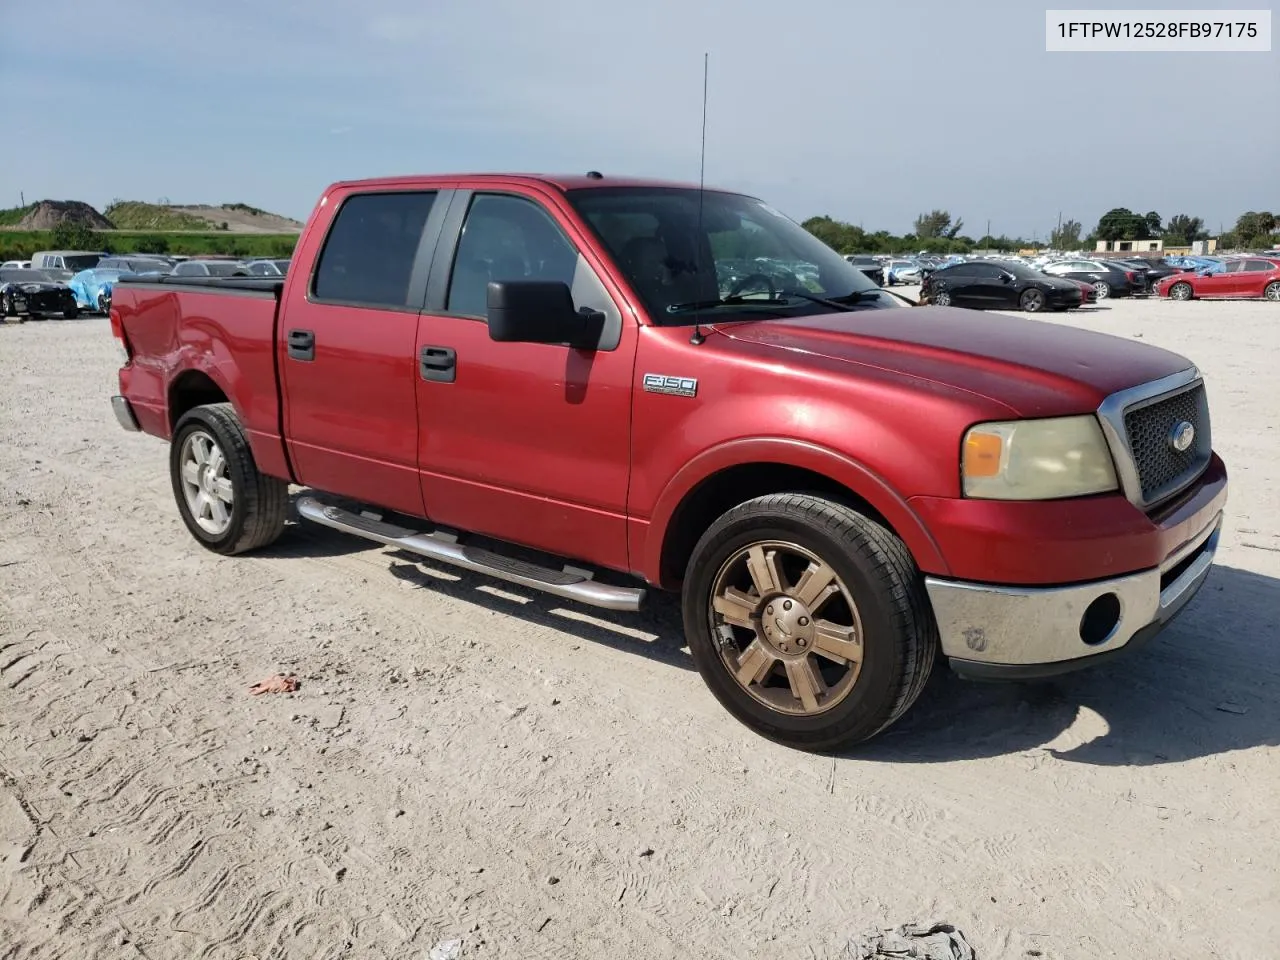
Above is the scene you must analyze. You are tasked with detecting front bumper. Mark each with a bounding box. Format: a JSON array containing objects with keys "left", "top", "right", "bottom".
[{"left": 928, "top": 511, "right": 1222, "bottom": 680}]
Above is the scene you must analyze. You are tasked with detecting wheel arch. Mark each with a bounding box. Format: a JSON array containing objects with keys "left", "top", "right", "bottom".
[
  {"left": 646, "top": 438, "right": 948, "bottom": 590},
  {"left": 167, "top": 369, "right": 231, "bottom": 433}
]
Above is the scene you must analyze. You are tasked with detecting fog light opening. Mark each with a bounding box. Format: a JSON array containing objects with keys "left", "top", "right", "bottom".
[{"left": 1080, "top": 593, "right": 1122, "bottom": 646}]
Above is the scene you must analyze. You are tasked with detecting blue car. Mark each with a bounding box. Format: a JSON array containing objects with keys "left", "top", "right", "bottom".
[{"left": 67, "top": 268, "right": 126, "bottom": 313}]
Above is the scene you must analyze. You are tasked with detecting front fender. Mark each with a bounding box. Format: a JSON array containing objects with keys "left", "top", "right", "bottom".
[{"left": 638, "top": 436, "right": 949, "bottom": 583}]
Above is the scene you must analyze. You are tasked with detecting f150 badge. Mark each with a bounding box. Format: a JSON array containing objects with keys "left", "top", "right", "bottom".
[{"left": 643, "top": 373, "right": 698, "bottom": 398}]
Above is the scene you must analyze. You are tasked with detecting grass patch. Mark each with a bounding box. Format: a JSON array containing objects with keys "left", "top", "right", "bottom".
[{"left": 0, "top": 230, "right": 298, "bottom": 262}]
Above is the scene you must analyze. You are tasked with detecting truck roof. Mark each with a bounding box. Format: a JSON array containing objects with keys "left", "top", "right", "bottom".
[{"left": 323, "top": 172, "right": 734, "bottom": 195}]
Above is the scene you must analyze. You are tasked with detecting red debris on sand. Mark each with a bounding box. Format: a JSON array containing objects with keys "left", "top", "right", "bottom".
[{"left": 249, "top": 674, "right": 300, "bottom": 695}]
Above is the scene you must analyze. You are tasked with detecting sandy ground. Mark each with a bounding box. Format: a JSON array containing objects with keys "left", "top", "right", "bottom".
[{"left": 1, "top": 294, "right": 1277, "bottom": 960}]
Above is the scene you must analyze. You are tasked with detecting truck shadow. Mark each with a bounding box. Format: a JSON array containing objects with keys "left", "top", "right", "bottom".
[
  {"left": 384, "top": 552, "right": 694, "bottom": 673},
  {"left": 259, "top": 509, "right": 1276, "bottom": 765},
  {"left": 858, "top": 563, "right": 1279, "bottom": 767}
]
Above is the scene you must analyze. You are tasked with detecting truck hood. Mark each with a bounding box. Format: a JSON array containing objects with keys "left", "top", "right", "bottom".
[{"left": 710, "top": 304, "right": 1194, "bottom": 417}]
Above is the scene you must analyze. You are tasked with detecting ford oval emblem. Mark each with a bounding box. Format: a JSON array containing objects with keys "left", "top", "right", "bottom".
[{"left": 1169, "top": 420, "right": 1195, "bottom": 453}]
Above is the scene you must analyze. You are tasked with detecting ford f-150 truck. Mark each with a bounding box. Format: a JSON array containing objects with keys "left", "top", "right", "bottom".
[{"left": 109, "top": 173, "right": 1227, "bottom": 751}]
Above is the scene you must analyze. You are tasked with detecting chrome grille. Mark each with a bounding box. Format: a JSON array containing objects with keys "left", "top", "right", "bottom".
[{"left": 1121, "top": 382, "right": 1212, "bottom": 505}]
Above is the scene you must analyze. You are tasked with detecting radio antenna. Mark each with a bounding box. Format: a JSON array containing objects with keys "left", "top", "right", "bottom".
[{"left": 690, "top": 52, "right": 709, "bottom": 346}]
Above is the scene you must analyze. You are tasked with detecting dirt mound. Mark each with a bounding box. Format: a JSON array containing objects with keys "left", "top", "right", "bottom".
[{"left": 18, "top": 200, "right": 114, "bottom": 231}]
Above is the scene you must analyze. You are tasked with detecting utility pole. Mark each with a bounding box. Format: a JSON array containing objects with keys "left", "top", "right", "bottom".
[{"left": 20, "top": 191, "right": 24, "bottom": 206}]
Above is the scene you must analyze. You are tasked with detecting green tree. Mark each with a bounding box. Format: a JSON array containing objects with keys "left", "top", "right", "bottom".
[
  {"left": 1143, "top": 211, "right": 1163, "bottom": 235},
  {"left": 913, "top": 210, "right": 963, "bottom": 240},
  {"left": 50, "top": 220, "right": 96, "bottom": 250},
  {"left": 1049, "top": 219, "right": 1083, "bottom": 250},
  {"left": 1234, "top": 211, "right": 1276, "bottom": 248},
  {"left": 134, "top": 235, "right": 171, "bottom": 254},
  {"left": 1163, "top": 213, "right": 1206, "bottom": 246},
  {"left": 1094, "top": 207, "right": 1151, "bottom": 242}
]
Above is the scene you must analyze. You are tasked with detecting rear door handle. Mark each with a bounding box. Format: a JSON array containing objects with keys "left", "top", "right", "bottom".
[
  {"left": 287, "top": 328, "right": 315, "bottom": 361},
  {"left": 420, "top": 345, "right": 456, "bottom": 383}
]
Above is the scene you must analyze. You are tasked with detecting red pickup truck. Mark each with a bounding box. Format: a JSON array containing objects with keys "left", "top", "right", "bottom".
[{"left": 109, "top": 173, "right": 1227, "bottom": 750}]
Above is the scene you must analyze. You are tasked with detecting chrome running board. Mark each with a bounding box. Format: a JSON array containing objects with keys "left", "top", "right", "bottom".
[{"left": 295, "top": 496, "right": 646, "bottom": 612}]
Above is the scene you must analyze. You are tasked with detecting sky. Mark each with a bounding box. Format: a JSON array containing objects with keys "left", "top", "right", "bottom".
[{"left": 3, "top": 0, "right": 1277, "bottom": 239}]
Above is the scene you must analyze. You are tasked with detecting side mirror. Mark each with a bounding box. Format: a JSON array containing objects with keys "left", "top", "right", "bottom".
[{"left": 486, "top": 280, "right": 602, "bottom": 350}]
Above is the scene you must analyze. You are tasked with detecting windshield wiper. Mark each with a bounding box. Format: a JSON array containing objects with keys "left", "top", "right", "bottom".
[
  {"left": 779, "top": 289, "right": 880, "bottom": 310},
  {"left": 665, "top": 295, "right": 794, "bottom": 314}
]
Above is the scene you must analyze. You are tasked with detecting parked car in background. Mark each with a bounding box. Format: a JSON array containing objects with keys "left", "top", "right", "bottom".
[
  {"left": 171, "top": 259, "right": 249, "bottom": 278},
  {"left": 98, "top": 255, "right": 175, "bottom": 274},
  {"left": 28, "top": 250, "right": 108, "bottom": 280},
  {"left": 68, "top": 268, "right": 127, "bottom": 313},
  {"left": 1040, "top": 258, "right": 1139, "bottom": 299},
  {"left": 243, "top": 258, "right": 292, "bottom": 277},
  {"left": 920, "top": 260, "right": 1083, "bottom": 312},
  {"left": 1, "top": 260, "right": 32, "bottom": 270},
  {"left": 1157, "top": 258, "right": 1280, "bottom": 301},
  {"left": 1118, "top": 257, "right": 1188, "bottom": 287},
  {"left": 884, "top": 259, "right": 921, "bottom": 285},
  {"left": 0, "top": 267, "right": 80, "bottom": 320},
  {"left": 843, "top": 254, "right": 884, "bottom": 285}
]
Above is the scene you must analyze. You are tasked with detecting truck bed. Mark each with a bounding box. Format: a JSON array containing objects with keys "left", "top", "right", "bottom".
[{"left": 113, "top": 274, "right": 293, "bottom": 481}]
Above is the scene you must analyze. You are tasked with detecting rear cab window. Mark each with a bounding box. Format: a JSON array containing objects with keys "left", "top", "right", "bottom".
[{"left": 311, "top": 191, "right": 438, "bottom": 309}]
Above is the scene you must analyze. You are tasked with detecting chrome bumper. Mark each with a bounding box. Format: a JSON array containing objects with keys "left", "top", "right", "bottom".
[
  {"left": 926, "top": 513, "right": 1222, "bottom": 680},
  {"left": 111, "top": 395, "right": 140, "bottom": 432}
]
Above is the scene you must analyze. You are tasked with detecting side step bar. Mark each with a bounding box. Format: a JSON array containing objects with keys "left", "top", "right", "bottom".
[{"left": 295, "top": 496, "right": 646, "bottom": 612}]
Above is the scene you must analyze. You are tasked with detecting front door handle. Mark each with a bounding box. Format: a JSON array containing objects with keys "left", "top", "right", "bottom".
[
  {"left": 287, "top": 328, "right": 315, "bottom": 361},
  {"left": 420, "top": 345, "right": 456, "bottom": 383}
]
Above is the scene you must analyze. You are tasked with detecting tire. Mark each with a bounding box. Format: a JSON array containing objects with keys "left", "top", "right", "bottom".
[
  {"left": 62, "top": 307, "right": 79, "bottom": 320},
  {"left": 97, "top": 294, "right": 108, "bottom": 314},
  {"left": 1169, "top": 281, "right": 1193, "bottom": 301},
  {"left": 1093, "top": 280, "right": 1111, "bottom": 299},
  {"left": 932, "top": 289, "right": 952, "bottom": 307},
  {"left": 169, "top": 402, "right": 288, "bottom": 555},
  {"left": 1263, "top": 281, "right": 1280, "bottom": 302},
  {"left": 681, "top": 493, "right": 938, "bottom": 752},
  {"left": 1019, "top": 288, "right": 1046, "bottom": 312}
]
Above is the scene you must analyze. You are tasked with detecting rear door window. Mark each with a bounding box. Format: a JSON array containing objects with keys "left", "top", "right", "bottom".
[{"left": 312, "top": 191, "right": 437, "bottom": 308}]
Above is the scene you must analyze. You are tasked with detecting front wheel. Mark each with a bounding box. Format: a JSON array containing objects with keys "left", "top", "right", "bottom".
[
  {"left": 682, "top": 493, "right": 938, "bottom": 752},
  {"left": 932, "top": 289, "right": 952, "bottom": 307},
  {"left": 1019, "top": 288, "right": 1046, "bottom": 312},
  {"left": 1169, "top": 281, "right": 1193, "bottom": 301},
  {"left": 169, "top": 402, "right": 289, "bottom": 555},
  {"left": 61, "top": 307, "right": 79, "bottom": 320}
]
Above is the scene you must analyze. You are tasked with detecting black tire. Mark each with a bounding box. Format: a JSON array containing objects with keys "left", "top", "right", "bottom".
[
  {"left": 681, "top": 493, "right": 938, "bottom": 752},
  {"left": 169, "top": 402, "right": 288, "bottom": 555},
  {"left": 1019, "top": 288, "right": 1046, "bottom": 312},
  {"left": 62, "top": 307, "right": 79, "bottom": 320}
]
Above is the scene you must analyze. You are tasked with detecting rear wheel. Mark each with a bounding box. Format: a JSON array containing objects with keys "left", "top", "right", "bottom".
[
  {"left": 1263, "top": 281, "right": 1280, "bottom": 302},
  {"left": 1170, "top": 281, "right": 1193, "bottom": 301},
  {"left": 681, "top": 493, "right": 938, "bottom": 752},
  {"left": 169, "top": 402, "right": 288, "bottom": 555},
  {"left": 1093, "top": 280, "right": 1111, "bottom": 299},
  {"left": 61, "top": 307, "right": 79, "bottom": 320}
]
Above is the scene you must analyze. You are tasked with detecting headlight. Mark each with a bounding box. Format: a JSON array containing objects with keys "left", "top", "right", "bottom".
[{"left": 962, "top": 415, "right": 1118, "bottom": 500}]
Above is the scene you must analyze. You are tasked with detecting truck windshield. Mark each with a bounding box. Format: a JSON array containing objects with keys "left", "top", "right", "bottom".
[{"left": 566, "top": 187, "right": 883, "bottom": 324}]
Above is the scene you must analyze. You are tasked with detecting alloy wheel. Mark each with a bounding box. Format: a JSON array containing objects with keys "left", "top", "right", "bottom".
[
  {"left": 178, "top": 429, "right": 234, "bottom": 535},
  {"left": 708, "top": 540, "right": 864, "bottom": 716}
]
